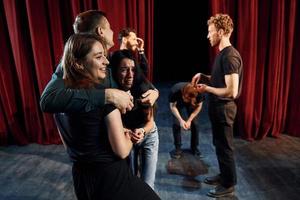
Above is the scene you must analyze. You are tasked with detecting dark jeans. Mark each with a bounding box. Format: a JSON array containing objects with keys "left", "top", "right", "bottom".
[
  {"left": 172, "top": 105, "right": 200, "bottom": 151},
  {"left": 208, "top": 101, "right": 237, "bottom": 188}
]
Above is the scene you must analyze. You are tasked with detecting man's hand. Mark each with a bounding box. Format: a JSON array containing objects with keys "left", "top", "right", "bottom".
[
  {"left": 185, "top": 120, "right": 191, "bottom": 129},
  {"left": 191, "top": 73, "right": 201, "bottom": 86},
  {"left": 137, "top": 38, "right": 144, "bottom": 51},
  {"left": 105, "top": 88, "right": 134, "bottom": 114},
  {"left": 196, "top": 84, "right": 207, "bottom": 93},
  {"left": 140, "top": 89, "right": 159, "bottom": 106},
  {"left": 179, "top": 119, "right": 189, "bottom": 130}
]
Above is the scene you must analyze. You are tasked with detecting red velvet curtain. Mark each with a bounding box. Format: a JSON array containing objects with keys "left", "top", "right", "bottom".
[
  {"left": 209, "top": 0, "right": 300, "bottom": 140},
  {"left": 0, "top": 0, "right": 154, "bottom": 145}
]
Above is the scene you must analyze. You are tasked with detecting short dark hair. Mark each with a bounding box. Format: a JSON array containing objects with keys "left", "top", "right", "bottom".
[
  {"left": 73, "top": 10, "right": 106, "bottom": 34},
  {"left": 118, "top": 27, "right": 136, "bottom": 44}
]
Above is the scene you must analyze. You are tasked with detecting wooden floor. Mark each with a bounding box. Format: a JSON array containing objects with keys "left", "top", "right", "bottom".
[{"left": 1, "top": 83, "right": 300, "bottom": 200}]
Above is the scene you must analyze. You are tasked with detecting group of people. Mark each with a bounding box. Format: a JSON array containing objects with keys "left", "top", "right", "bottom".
[{"left": 40, "top": 10, "right": 242, "bottom": 199}]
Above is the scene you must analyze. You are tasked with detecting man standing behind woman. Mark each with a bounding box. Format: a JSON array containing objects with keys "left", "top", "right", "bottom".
[
  {"left": 40, "top": 10, "right": 158, "bottom": 116},
  {"left": 110, "top": 50, "right": 159, "bottom": 190},
  {"left": 60, "top": 33, "right": 160, "bottom": 200},
  {"left": 192, "top": 13, "right": 243, "bottom": 198}
]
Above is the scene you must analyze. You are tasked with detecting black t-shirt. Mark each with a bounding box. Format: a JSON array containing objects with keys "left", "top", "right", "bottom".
[
  {"left": 209, "top": 46, "right": 243, "bottom": 102},
  {"left": 122, "top": 81, "right": 154, "bottom": 129},
  {"left": 63, "top": 105, "right": 120, "bottom": 164},
  {"left": 169, "top": 82, "right": 204, "bottom": 108}
]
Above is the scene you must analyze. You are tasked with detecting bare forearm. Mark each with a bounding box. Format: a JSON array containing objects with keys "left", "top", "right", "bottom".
[
  {"left": 170, "top": 103, "right": 183, "bottom": 122},
  {"left": 187, "top": 103, "right": 202, "bottom": 122},
  {"left": 106, "top": 110, "right": 133, "bottom": 159},
  {"left": 143, "top": 110, "right": 154, "bottom": 134}
]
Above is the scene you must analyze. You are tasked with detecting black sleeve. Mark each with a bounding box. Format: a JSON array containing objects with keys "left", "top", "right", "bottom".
[
  {"left": 223, "top": 55, "right": 241, "bottom": 75},
  {"left": 103, "top": 104, "right": 117, "bottom": 117},
  {"left": 139, "top": 53, "right": 148, "bottom": 76},
  {"left": 40, "top": 63, "right": 106, "bottom": 113}
]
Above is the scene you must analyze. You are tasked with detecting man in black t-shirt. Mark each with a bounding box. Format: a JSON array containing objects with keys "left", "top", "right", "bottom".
[
  {"left": 169, "top": 82, "right": 204, "bottom": 159},
  {"left": 192, "top": 14, "right": 243, "bottom": 198}
]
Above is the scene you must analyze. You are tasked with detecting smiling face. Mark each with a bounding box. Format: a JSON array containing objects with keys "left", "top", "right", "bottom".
[
  {"left": 117, "top": 58, "right": 135, "bottom": 91},
  {"left": 125, "top": 32, "right": 139, "bottom": 51},
  {"left": 83, "top": 41, "right": 109, "bottom": 82}
]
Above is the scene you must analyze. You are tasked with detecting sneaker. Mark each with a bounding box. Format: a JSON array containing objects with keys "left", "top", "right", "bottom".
[
  {"left": 171, "top": 149, "right": 182, "bottom": 159},
  {"left": 207, "top": 185, "right": 234, "bottom": 198},
  {"left": 204, "top": 174, "right": 221, "bottom": 185}
]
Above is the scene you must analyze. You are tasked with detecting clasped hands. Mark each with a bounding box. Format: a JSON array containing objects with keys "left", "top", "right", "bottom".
[
  {"left": 124, "top": 128, "right": 145, "bottom": 144},
  {"left": 179, "top": 119, "right": 192, "bottom": 131}
]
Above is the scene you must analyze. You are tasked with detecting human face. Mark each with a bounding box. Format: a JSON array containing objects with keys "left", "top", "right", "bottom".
[
  {"left": 83, "top": 41, "right": 109, "bottom": 83},
  {"left": 117, "top": 58, "right": 135, "bottom": 91},
  {"left": 99, "top": 17, "right": 114, "bottom": 49},
  {"left": 207, "top": 24, "right": 221, "bottom": 47},
  {"left": 125, "top": 32, "right": 139, "bottom": 51}
]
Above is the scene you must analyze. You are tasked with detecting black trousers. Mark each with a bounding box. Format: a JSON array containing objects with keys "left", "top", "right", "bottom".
[
  {"left": 172, "top": 105, "right": 200, "bottom": 150},
  {"left": 208, "top": 101, "right": 237, "bottom": 188},
  {"left": 72, "top": 159, "right": 160, "bottom": 200}
]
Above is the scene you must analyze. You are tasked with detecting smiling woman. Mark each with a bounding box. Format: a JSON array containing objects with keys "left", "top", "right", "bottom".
[
  {"left": 62, "top": 33, "right": 109, "bottom": 89},
  {"left": 57, "top": 33, "right": 160, "bottom": 199}
]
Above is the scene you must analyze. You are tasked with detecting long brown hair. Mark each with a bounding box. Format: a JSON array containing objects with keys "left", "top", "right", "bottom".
[{"left": 62, "top": 33, "right": 107, "bottom": 89}]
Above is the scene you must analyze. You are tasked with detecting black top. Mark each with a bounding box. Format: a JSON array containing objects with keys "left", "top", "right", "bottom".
[
  {"left": 62, "top": 105, "right": 119, "bottom": 164},
  {"left": 122, "top": 81, "right": 153, "bottom": 129},
  {"left": 209, "top": 46, "right": 243, "bottom": 102},
  {"left": 169, "top": 82, "right": 205, "bottom": 108}
]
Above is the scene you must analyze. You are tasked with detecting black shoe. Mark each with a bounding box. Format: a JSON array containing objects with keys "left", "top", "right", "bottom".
[
  {"left": 204, "top": 174, "right": 221, "bottom": 185},
  {"left": 171, "top": 149, "right": 182, "bottom": 159},
  {"left": 207, "top": 185, "right": 234, "bottom": 198},
  {"left": 191, "top": 148, "right": 203, "bottom": 158}
]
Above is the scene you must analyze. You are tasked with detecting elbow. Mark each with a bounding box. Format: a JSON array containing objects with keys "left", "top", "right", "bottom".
[
  {"left": 115, "top": 150, "right": 130, "bottom": 159},
  {"left": 39, "top": 97, "right": 49, "bottom": 112},
  {"left": 230, "top": 89, "right": 238, "bottom": 99}
]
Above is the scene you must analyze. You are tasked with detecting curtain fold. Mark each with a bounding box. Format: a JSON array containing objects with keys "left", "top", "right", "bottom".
[{"left": 0, "top": 0, "right": 154, "bottom": 145}]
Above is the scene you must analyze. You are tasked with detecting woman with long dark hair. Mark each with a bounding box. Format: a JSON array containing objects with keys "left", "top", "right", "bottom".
[{"left": 110, "top": 50, "right": 159, "bottom": 190}]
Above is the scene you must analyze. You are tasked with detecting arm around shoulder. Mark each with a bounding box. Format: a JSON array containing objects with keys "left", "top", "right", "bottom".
[{"left": 40, "top": 65, "right": 106, "bottom": 113}]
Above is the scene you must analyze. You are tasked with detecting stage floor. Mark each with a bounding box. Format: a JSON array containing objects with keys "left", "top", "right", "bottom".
[{"left": 1, "top": 83, "right": 300, "bottom": 200}]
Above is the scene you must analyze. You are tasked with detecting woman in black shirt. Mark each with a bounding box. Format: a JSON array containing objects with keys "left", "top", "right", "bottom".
[{"left": 60, "top": 33, "right": 160, "bottom": 200}]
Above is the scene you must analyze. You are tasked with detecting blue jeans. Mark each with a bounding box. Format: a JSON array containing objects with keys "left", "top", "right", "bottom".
[{"left": 130, "top": 124, "right": 159, "bottom": 189}]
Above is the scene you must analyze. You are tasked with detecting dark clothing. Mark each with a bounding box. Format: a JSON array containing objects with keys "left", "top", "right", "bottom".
[
  {"left": 139, "top": 52, "right": 149, "bottom": 76},
  {"left": 122, "top": 81, "right": 153, "bottom": 129},
  {"left": 64, "top": 105, "right": 117, "bottom": 163},
  {"left": 169, "top": 82, "right": 204, "bottom": 150},
  {"left": 59, "top": 104, "right": 159, "bottom": 200},
  {"left": 209, "top": 46, "right": 243, "bottom": 102},
  {"left": 208, "top": 46, "right": 243, "bottom": 188},
  {"left": 40, "top": 63, "right": 117, "bottom": 113},
  {"left": 72, "top": 159, "right": 159, "bottom": 200}
]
